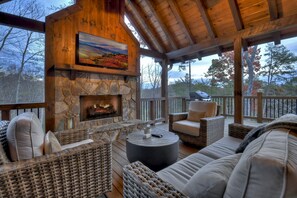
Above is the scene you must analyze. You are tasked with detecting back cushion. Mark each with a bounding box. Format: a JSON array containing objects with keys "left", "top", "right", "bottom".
[
  {"left": 224, "top": 128, "right": 293, "bottom": 198},
  {"left": 6, "top": 112, "right": 44, "bottom": 161},
  {"left": 0, "top": 121, "right": 10, "bottom": 164},
  {"left": 189, "top": 101, "right": 217, "bottom": 117}
]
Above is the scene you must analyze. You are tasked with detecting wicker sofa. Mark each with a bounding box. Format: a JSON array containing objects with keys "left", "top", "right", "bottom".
[
  {"left": 169, "top": 101, "right": 224, "bottom": 147},
  {"left": 0, "top": 120, "right": 112, "bottom": 197},
  {"left": 123, "top": 121, "right": 297, "bottom": 197}
]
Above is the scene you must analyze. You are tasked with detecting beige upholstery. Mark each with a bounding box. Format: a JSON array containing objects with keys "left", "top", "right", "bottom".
[
  {"left": 189, "top": 101, "right": 217, "bottom": 117},
  {"left": 169, "top": 101, "right": 224, "bottom": 147}
]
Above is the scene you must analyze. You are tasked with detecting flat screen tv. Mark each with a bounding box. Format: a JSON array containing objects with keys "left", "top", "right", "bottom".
[{"left": 77, "top": 32, "right": 128, "bottom": 70}]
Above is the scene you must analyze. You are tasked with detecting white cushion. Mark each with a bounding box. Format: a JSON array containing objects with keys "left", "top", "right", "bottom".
[
  {"left": 6, "top": 112, "right": 44, "bottom": 161},
  {"left": 44, "top": 131, "right": 62, "bottom": 154},
  {"left": 183, "top": 154, "right": 241, "bottom": 198},
  {"left": 62, "top": 139, "right": 94, "bottom": 150},
  {"left": 224, "top": 129, "right": 290, "bottom": 198},
  {"left": 172, "top": 120, "right": 200, "bottom": 136}
]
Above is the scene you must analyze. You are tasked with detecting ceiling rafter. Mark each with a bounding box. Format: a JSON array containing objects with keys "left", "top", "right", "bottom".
[
  {"left": 228, "top": 0, "right": 244, "bottom": 30},
  {"left": 142, "top": 0, "right": 179, "bottom": 50},
  {"left": 125, "top": 10, "right": 156, "bottom": 51},
  {"left": 167, "top": 0, "right": 195, "bottom": 45},
  {"left": 125, "top": 1, "right": 166, "bottom": 53},
  {"left": 194, "top": 0, "right": 217, "bottom": 38},
  {"left": 267, "top": 0, "right": 279, "bottom": 20},
  {"left": 166, "top": 13, "right": 297, "bottom": 59}
]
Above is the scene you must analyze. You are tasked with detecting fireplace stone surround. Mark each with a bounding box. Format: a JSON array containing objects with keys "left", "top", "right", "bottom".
[{"left": 54, "top": 70, "right": 137, "bottom": 131}]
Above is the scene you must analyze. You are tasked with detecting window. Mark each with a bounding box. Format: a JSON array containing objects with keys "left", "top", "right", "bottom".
[{"left": 0, "top": 26, "right": 44, "bottom": 104}]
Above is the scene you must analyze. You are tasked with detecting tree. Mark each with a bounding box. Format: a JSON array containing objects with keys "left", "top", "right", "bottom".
[
  {"left": 205, "top": 46, "right": 261, "bottom": 95},
  {"left": 140, "top": 58, "right": 162, "bottom": 98},
  {"left": 259, "top": 43, "right": 297, "bottom": 94}
]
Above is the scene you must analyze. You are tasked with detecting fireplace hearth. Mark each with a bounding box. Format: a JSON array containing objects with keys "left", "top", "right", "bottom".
[{"left": 80, "top": 95, "right": 122, "bottom": 121}]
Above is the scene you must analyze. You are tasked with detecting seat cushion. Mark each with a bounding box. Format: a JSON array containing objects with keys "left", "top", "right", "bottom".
[
  {"left": 189, "top": 101, "right": 217, "bottom": 117},
  {"left": 183, "top": 154, "right": 242, "bottom": 198},
  {"left": 6, "top": 112, "right": 44, "bottom": 161},
  {"left": 172, "top": 120, "right": 200, "bottom": 136},
  {"left": 157, "top": 152, "right": 215, "bottom": 193},
  {"left": 224, "top": 128, "right": 296, "bottom": 198},
  {"left": 61, "top": 139, "right": 94, "bottom": 150},
  {"left": 199, "top": 136, "right": 242, "bottom": 159}
]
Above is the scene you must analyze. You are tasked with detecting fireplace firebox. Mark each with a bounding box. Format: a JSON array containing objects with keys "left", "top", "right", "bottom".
[{"left": 80, "top": 95, "right": 122, "bottom": 121}]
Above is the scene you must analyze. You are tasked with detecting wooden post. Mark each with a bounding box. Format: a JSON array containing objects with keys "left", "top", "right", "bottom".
[
  {"left": 161, "top": 59, "right": 169, "bottom": 123},
  {"left": 182, "top": 98, "right": 187, "bottom": 112},
  {"left": 223, "top": 97, "right": 226, "bottom": 116},
  {"left": 234, "top": 37, "right": 243, "bottom": 124},
  {"left": 257, "top": 89, "right": 263, "bottom": 123},
  {"left": 150, "top": 100, "right": 155, "bottom": 125},
  {"left": 1, "top": 110, "right": 10, "bottom": 120}
]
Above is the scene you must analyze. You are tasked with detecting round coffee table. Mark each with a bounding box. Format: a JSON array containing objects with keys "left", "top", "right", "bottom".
[{"left": 126, "top": 130, "right": 179, "bottom": 171}]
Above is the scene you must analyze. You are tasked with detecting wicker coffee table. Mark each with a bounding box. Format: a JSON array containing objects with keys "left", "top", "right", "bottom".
[{"left": 126, "top": 129, "right": 179, "bottom": 171}]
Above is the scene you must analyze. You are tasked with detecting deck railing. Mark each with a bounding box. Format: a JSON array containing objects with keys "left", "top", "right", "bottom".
[
  {"left": 0, "top": 103, "right": 47, "bottom": 122},
  {"left": 141, "top": 92, "right": 297, "bottom": 124}
]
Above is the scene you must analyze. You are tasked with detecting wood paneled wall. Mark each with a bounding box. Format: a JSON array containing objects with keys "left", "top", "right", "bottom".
[{"left": 45, "top": 0, "right": 140, "bottom": 131}]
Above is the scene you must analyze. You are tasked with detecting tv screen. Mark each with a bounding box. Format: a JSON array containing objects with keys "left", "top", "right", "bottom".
[{"left": 77, "top": 32, "right": 128, "bottom": 70}]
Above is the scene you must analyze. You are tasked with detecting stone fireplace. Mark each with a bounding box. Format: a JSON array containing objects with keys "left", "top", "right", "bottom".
[
  {"left": 80, "top": 95, "right": 122, "bottom": 121},
  {"left": 54, "top": 71, "right": 137, "bottom": 131}
]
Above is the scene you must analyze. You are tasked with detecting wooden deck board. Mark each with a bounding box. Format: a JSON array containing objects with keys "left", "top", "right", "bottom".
[{"left": 106, "top": 137, "right": 199, "bottom": 198}]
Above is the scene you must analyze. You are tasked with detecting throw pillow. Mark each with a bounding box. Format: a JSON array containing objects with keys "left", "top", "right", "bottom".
[
  {"left": 6, "top": 112, "right": 45, "bottom": 161},
  {"left": 235, "top": 124, "right": 265, "bottom": 153},
  {"left": 187, "top": 110, "right": 206, "bottom": 122},
  {"left": 183, "top": 153, "right": 242, "bottom": 198},
  {"left": 44, "top": 131, "right": 62, "bottom": 154}
]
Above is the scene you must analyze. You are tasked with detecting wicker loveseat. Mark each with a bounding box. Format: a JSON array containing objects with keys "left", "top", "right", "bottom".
[
  {"left": 0, "top": 120, "right": 112, "bottom": 197},
  {"left": 123, "top": 117, "right": 297, "bottom": 198}
]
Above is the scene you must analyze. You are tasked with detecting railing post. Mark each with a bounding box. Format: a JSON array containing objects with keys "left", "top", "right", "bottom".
[
  {"left": 1, "top": 110, "right": 10, "bottom": 120},
  {"left": 182, "top": 98, "right": 187, "bottom": 112},
  {"left": 257, "top": 89, "right": 263, "bottom": 123},
  {"left": 150, "top": 100, "right": 156, "bottom": 125},
  {"left": 223, "top": 97, "right": 226, "bottom": 116}
]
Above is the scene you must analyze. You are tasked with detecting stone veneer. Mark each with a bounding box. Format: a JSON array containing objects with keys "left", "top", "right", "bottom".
[{"left": 54, "top": 71, "right": 137, "bottom": 131}]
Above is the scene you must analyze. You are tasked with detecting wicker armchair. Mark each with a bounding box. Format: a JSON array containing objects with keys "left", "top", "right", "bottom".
[
  {"left": 123, "top": 123, "right": 253, "bottom": 197},
  {"left": 0, "top": 121, "right": 112, "bottom": 197},
  {"left": 169, "top": 101, "right": 224, "bottom": 147}
]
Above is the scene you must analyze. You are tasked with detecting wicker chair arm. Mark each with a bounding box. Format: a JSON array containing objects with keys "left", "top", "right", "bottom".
[
  {"left": 228, "top": 123, "right": 255, "bottom": 139},
  {"left": 54, "top": 128, "right": 92, "bottom": 145},
  {"left": 0, "top": 141, "right": 112, "bottom": 197},
  {"left": 123, "top": 161, "right": 187, "bottom": 198},
  {"left": 199, "top": 116, "right": 225, "bottom": 145},
  {"left": 169, "top": 112, "right": 188, "bottom": 132}
]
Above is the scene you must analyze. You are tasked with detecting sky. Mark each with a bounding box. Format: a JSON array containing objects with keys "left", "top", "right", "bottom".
[{"left": 166, "top": 36, "right": 297, "bottom": 84}]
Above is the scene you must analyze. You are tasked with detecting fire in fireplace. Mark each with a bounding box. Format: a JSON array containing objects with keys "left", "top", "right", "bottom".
[{"left": 80, "top": 95, "right": 122, "bottom": 121}]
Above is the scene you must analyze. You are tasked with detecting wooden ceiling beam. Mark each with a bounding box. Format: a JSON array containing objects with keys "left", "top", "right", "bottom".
[
  {"left": 228, "top": 0, "right": 244, "bottom": 30},
  {"left": 125, "top": 1, "right": 166, "bottom": 53},
  {"left": 194, "top": 0, "right": 217, "bottom": 38},
  {"left": 125, "top": 10, "right": 156, "bottom": 51},
  {"left": 0, "top": 11, "right": 45, "bottom": 33},
  {"left": 267, "top": 0, "right": 279, "bottom": 20},
  {"left": 0, "top": 0, "right": 11, "bottom": 4},
  {"left": 166, "top": 13, "right": 297, "bottom": 59},
  {"left": 142, "top": 0, "right": 178, "bottom": 50},
  {"left": 167, "top": 0, "right": 195, "bottom": 45},
  {"left": 273, "top": 32, "right": 281, "bottom": 45},
  {"left": 139, "top": 48, "right": 167, "bottom": 59}
]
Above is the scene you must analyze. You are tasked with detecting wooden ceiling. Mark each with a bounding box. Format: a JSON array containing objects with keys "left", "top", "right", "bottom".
[{"left": 125, "top": 0, "right": 297, "bottom": 62}]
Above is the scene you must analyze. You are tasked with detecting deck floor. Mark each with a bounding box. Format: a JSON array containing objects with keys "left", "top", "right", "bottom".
[
  {"left": 105, "top": 116, "right": 264, "bottom": 197},
  {"left": 106, "top": 124, "right": 199, "bottom": 198}
]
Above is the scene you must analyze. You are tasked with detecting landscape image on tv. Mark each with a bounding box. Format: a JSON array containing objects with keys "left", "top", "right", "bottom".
[{"left": 77, "top": 32, "right": 128, "bottom": 70}]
